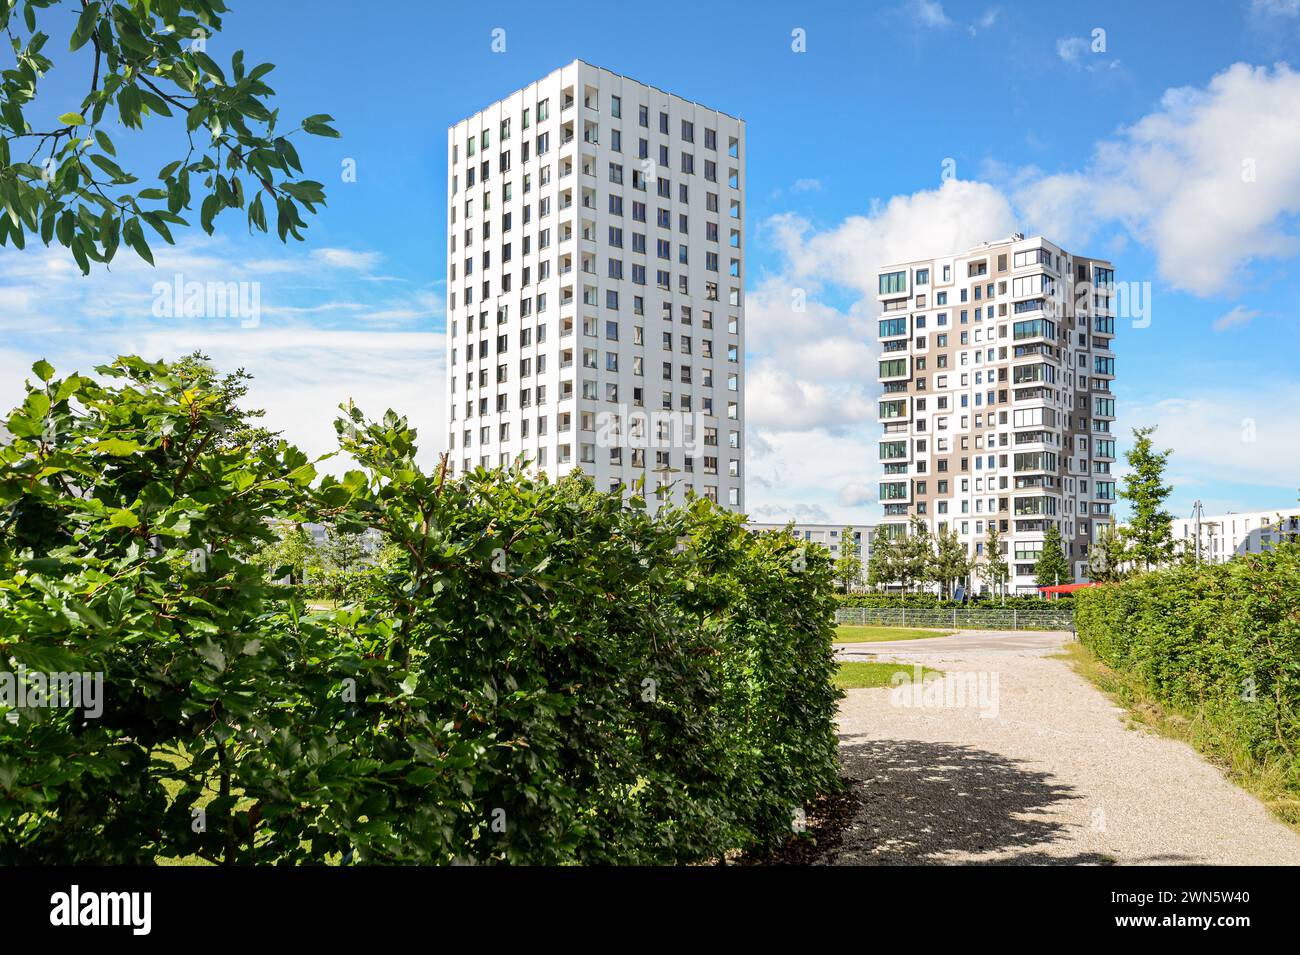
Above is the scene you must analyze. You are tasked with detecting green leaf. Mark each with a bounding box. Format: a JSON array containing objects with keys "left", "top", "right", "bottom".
[
  {"left": 70, "top": 3, "right": 100, "bottom": 52},
  {"left": 302, "top": 114, "right": 340, "bottom": 138},
  {"left": 58, "top": 112, "right": 85, "bottom": 127},
  {"left": 89, "top": 438, "right": 142, "bottom": 456},
  {"left": 108, "top": 508, "right": 140, "bottom": 528},
  {"left": 122, "top": 217, "right": 153, "bottom": 265},
  {"left": 32, "top": 359, "right": 55, "bottom": 382}
]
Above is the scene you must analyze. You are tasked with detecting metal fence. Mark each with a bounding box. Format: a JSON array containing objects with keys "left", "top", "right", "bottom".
[{"left": 835, "top": 606, "right": 1075, "bottom": 632}]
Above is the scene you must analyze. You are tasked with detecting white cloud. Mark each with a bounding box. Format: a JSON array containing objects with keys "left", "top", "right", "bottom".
[
  {"left": 312, "top": 248, "right": 382, "bottom": 271},
  {"left": 1056, "top": 37, "right": 1088, "bottom": 63},
  {"left": 1212, "top": 305, "right": 1260, "bottom": 331},
  {"left": 745, "top": 429, "right": 883, "bottom": 525},
  {"left": 838, "top": 483, "right": 877, "bottom": 507},
  {"left": 0, "top": 329, "right": 444, "bottom": 474},
  {"left": 746, "top": 362, "right": 875, "bottom": 433},
  {"left": 1250, "top": 0, "right": 1300, "bottom": 17},
  {"left": 791, "top": 178, "right": 822, "bottom": 193},
  {"left": 0, "top": 236, "right": 446, "bottom": 473},
  {"left": 768, "top": 179, "right": 1018, "bottom": 297},
  {"left": 1125, "top": 387, "right": 1300, "bottom": 490},
  {"left": 968, "top": 7, "right": 1000, "bottom": 35},
  {"left": 906, "top": 0, "right": 952, "bottom": 28},
  {"left": 1016, "top": 63, "right": 1300, "bottom": 296}
]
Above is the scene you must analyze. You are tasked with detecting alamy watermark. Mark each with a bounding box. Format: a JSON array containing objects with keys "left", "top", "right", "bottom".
[
  {"left": 49, "top": 885, "right": 151, "bottom": 936},
  {"left": 594, "top": 407, "right": 708, "bottom": 455},
  {"left": 1, "top": 665, "right": 104, "bottom": 720},
  {"left": 889, "top": 664, "right": 1000, "bottom": 719},
  {"left": 151, "top": 273, "right": 261, "bottom": 328},
  {"left": 1038, "top": 274, "right": 1151, "bottom": 329}
]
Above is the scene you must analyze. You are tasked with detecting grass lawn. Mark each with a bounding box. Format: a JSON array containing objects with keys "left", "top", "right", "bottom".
[
  {"left": 834, "top": 661, "right": 944, "bottom": 690},
  {"left": 834, "top": 624, "right": 953, "bottom": 643}
]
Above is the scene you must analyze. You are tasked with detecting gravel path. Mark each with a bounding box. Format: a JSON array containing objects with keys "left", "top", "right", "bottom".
[{"left": 828, "top": 630, "right": 1300, "bottom": 865}]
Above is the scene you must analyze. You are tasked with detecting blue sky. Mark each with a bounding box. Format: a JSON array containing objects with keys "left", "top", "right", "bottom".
[{"left": 3, "top": 0, "right": 1299, "bottom": 524}]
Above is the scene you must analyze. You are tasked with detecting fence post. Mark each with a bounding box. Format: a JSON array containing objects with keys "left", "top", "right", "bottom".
[
  {"left": 902, "top": 607, "right": 906, "bottom": 628},
  {"left": 1013, "top": 609, "right": 1018, "bottom": 631},
  {"left": 953, "top": 608, "right": 958, "bottom": 629}
]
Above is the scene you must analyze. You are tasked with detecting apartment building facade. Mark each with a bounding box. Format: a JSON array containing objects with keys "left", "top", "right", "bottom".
[
  {"left": 1164, "top": 508, "right": 1300, "bottom": 563},
  {"left": 445, "top": 60, "right": 746, "bottom": 511},
  {"left": 875, "top": 234, "right": 1117, "bottom": 594}
]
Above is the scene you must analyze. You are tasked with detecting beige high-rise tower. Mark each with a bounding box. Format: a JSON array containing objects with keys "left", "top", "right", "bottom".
[{"left": 875, "top": 234, "right": 1117, "bottom": 593}]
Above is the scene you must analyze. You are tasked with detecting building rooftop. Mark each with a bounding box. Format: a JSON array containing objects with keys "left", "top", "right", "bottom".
[{"left": 448, "top": 57, "right": 744, "bottom": 129}]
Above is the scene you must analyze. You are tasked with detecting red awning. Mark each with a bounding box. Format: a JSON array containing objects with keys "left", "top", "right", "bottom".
[{"left": 1037, "top": 582, "right": 1102, "bottom": 595}]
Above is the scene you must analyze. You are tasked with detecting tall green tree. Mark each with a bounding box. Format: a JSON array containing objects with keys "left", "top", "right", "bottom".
[
  {"left": 0, "top": 0, "right": 339, "bottom": 271},
  {"left": 866, "top": 527, "right": 899, "bottom": 591},
  {"left": 832, "top": 526, "right": 863, "bottom": 592},
  {"left": 322, "top": 524, "right": 368, "bottom": 575},
  {"left": 900, "top": 515, "right": 930, "bottom": 593},
  {"left": 980, "top": 524, "right": 1010, "bottom": 602},
  {"left": 1119, "top": 425, "right": 1176, "bottom": 572},
  {"left": 1033, "top": 524, "right": 1072, "bottom": 589},
  {"left": 929, "top": 526, "right": 971, "bottom": 599}
]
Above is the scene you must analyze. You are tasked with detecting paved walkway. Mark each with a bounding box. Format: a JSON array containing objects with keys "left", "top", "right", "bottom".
[{"left": 828, "top": 630, "right": 1300, "bottom": 865}]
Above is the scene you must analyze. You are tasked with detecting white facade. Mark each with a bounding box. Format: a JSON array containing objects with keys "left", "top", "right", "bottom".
[
  {"left": 748, "top": 522, "right": 873, "bottom": 589},
  {"left": 445, "top": 60, "right": 746, "bottom": 511},
  {"left": 875, "top": 234, "right": 1118, "bottom": 594},
  {"left": 746, "top": 522, "right": 874, "bottom": 561},
  {"left": 1165, "top": 508, "right": 1300, "bottom": 563}
]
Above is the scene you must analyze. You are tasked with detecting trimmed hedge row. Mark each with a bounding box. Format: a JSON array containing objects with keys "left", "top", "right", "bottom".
[
  {"left": 0, "top": 359, "right": 841, "bottom": 864},
  {"left": 836, "top": 592, "right": 1069, "bottom": 609},
  {"left": 1074, "top": 544, "right": 1300, "bottom": 800}
]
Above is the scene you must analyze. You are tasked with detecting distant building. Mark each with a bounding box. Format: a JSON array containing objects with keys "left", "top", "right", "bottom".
[
  {"left": 875, "top": 233, "right": 1118, "bottom": 594},
  {"left": 1164, "top": 508, "right": 1300, "bottom": 563},
  {"left": 746, "top": 522, "right": 873, "bottom": 586}
]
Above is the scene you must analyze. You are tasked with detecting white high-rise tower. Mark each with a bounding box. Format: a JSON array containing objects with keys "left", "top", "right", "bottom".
[{"left": 446, "top": 60, "right": 746, "bottom": 511}]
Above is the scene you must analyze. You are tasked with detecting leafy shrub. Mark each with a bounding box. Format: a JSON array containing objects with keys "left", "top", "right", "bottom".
[
  {"left": 0, "top": 358, "right": 841, "bottom": 864},
  {"left": 836, "top": 592, "right": 1066, "bottom": 610},
  {"left": 1075, "top": 547, "right": 1300, "bottom": 804}
]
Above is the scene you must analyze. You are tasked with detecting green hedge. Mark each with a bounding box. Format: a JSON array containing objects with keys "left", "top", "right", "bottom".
[
  {"left": 1074, "top": 545, "right": 1300, "bottom": 804},
  {"left": 836, "top": 592, "right": 1068, "bottom": 609},
  {"left": 0, "top": 357, "right": 841, "bottom": 864}
]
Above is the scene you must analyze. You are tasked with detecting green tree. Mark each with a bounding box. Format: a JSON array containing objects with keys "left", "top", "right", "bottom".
[
  {"left": 900, "top": 515, "right": 931, "bottom": 593},
  {"left": 866, "top": 527, "right": 898, "bottom": 591},
  {"left": 322, "top": 524, "right": 368, "bottom": 575},
  {"left": 1034, "top": 524, "right": 1073, "bottom": 589},
  {"left": 1119, "top": 425, "right": 1176, "bottom": 572},
  {"left": 254, "top": 521, "right": 316, "bottom": 586},
  {"left": 980, "top": 524, "right": 1010, "bottom": 602},
  {"left": 832, "top": 526, "right": 863, "bottom": 592},
  {"left": 0, "top": 0, "right": 339, "bottom": 272},
  {"left": 928, "top": 526, "right": 971, "bottom": 599},
  {"left": 1086, "top": 522, "right": 1129, "bottom": 583}
]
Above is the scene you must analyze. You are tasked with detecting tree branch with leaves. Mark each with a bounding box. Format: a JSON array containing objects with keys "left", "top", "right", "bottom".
[{"left": 0, "top": 0, "right": 339, "bottom": 272}]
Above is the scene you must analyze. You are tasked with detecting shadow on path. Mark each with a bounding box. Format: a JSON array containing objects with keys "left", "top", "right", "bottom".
[{"left": 827, "top": 736, "right": 1109, "bottom": 865}]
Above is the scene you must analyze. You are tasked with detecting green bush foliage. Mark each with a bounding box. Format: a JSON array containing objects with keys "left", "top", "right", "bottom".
[
  {"left": 0, "top": 357, "right": 841, "bottom": 864},
  {"left": 835, "top": 592, "right": 1067, "bottom": 610},
  {"left": 1075, "top": 547, "right": 1300, "bottom": 799}
]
